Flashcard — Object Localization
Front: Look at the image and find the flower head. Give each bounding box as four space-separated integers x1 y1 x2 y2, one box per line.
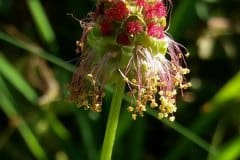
144 1 167 19
147 22 164 39
154 1 167 18
126 20 143 35
124 41 191 120
136 0 148 8
69 0 191 121
104 1 129 21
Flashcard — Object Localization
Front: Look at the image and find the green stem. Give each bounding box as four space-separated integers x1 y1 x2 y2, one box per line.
100 81 125 160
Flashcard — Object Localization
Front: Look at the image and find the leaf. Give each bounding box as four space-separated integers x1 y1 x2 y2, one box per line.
216 136 240 160
0 30 75 72
26 0 58 52
0 77 48 160
0 53 38 103
165 72 240 159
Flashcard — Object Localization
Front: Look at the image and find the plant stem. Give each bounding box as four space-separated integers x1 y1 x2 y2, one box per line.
100 81 125 160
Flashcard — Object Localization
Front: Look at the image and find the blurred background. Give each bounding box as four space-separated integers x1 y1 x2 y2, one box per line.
0 0 240 159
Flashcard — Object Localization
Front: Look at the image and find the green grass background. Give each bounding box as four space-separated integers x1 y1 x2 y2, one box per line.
0 0 240 159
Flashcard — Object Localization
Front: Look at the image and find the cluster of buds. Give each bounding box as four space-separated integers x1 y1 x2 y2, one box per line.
69 0 191 121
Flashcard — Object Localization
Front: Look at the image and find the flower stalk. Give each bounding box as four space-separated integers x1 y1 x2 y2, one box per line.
69 0 191 121
69 0 191 158
100 80 125 160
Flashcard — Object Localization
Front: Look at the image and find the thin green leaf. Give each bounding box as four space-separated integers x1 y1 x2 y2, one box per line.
0 30 75 72
207 119 226 160
129 119 146 160
0 77 48 160
26 0 58 52
208 72 240 110
46 111 82 160
0 53 38 103
165 72 240 159
147 109 217 156
75 109 98 160
116 110 133 142
216 136 240 160
169 0 198 39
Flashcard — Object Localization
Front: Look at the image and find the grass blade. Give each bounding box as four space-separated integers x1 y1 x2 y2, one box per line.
129 119 146 160
165 72 240 159
0 30 75 72
147 109 217 156
26 0 58 52
46 111 82 160
0 53 38 103
0 77 48 160
75 109 98 160
169 0 198 39
216 136 240 160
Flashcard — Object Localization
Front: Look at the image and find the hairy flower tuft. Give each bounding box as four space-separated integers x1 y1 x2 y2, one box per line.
69 0 190 121
119 42 191 120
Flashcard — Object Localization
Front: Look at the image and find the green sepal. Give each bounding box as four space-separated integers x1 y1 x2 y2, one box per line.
105 45 134 85
136 33 168 55
87 26 116 56
148 36 168 54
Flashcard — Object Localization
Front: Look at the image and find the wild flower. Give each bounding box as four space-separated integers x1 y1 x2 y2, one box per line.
69 0 191 121
126 20 143 35
147 22 164 39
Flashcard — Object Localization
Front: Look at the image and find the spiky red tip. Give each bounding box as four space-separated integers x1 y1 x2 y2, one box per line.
144 1 167 19
126 20 143 35
104 1 129 22
147 22 164 39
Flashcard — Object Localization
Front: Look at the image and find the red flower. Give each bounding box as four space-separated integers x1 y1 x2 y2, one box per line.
116 32 131 45
147 22 164 39
153 2 167 18
126 20 143 35
104 1 129 21
100 20 113 35
144 1 167 19
136 0 146 7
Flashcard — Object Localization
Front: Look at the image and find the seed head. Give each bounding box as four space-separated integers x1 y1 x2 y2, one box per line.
69 0 191 121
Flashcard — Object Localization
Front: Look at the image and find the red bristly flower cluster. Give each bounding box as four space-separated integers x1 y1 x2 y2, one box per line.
70 0 191 121
147 22 164 39
98 0 167 45
126 20 143 35
144 1 167 19
105 1 129 21
136 0 167 39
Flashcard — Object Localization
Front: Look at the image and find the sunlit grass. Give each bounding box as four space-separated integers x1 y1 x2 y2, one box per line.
0 0 240 159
